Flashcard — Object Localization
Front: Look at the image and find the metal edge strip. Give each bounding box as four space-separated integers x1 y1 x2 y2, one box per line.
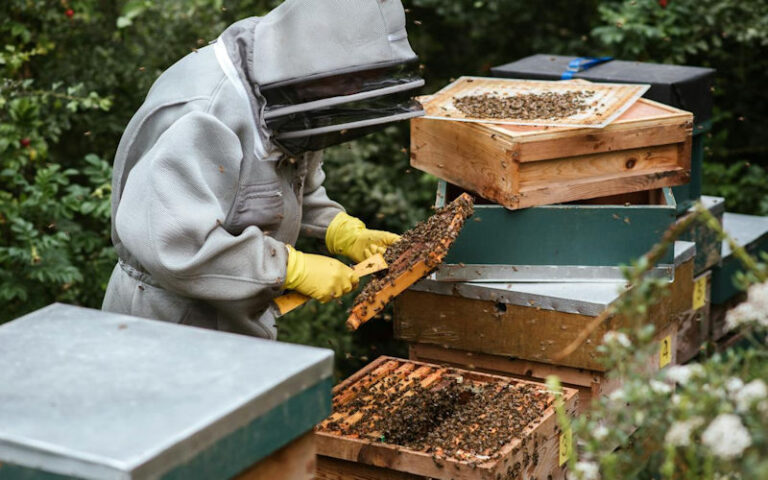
432 264 675 283
409 279 618 316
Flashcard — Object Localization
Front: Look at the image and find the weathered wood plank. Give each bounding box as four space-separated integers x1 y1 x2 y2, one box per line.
676 271 712 364
410 119 520 208
410 320 678 416
235 433 315 480
317 456 423 480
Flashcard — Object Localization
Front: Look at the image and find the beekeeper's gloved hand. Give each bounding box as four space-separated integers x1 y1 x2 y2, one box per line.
325 212 401 263
283 245 359 303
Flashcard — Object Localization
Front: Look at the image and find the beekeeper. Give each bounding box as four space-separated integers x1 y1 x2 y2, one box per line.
102 0 424 339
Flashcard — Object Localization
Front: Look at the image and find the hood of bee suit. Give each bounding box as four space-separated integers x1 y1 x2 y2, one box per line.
217 0 425 156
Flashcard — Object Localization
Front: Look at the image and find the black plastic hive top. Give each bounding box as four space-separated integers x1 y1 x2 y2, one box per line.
492 54 715 124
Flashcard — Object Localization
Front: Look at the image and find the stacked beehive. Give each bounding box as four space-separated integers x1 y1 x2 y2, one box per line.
394 73 699 416
317 59 768 480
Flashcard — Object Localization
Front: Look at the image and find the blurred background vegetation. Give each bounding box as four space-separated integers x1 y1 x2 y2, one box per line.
2 0 767 378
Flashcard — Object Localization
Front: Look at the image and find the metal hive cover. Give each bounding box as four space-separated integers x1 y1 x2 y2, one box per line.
721 212 768 258
412 241 696 317
0 304 333 480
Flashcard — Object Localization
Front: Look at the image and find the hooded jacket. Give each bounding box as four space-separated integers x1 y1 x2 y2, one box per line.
102 0 419 338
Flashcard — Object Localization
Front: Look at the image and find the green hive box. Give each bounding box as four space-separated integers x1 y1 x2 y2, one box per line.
435 181 677 283
0 304 333 480
491 55 715 214
711 213 768 305
679 195 725 275
671 120 710 214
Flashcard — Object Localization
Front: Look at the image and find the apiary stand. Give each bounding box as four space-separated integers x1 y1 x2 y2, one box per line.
0 304 333 480
315 357 578 480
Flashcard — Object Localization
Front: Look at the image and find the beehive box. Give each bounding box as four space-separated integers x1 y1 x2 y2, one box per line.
411 96 692 210
709 212 768 341
710 212 768 305
435 182 677 282
491 55 715 213
492 56 714 212
396 242 695 373
679 195 725 275
315 356 578 480
0 304 333 480
677 271 712 364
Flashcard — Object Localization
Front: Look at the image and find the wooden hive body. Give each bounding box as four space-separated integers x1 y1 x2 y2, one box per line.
395 242 696 373
411 98 693 209
315 356 578 480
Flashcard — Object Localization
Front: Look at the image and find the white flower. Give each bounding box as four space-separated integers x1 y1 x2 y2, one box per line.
734 380 767 412
593 425 609 440
650 379 672 394
574 461 600 480
665 417 704 447
701 414 752 460
608 389 626 405
665 364 704 384
603 331 632 348
726 281 768 330
725 377 745 394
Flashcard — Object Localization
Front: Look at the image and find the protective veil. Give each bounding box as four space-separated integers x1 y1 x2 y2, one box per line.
102 0 422 338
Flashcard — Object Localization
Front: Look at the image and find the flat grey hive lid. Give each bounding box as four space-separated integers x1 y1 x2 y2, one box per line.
721 212 768 258
0 304 333 480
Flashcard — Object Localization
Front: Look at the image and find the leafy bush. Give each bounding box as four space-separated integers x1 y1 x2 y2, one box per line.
592 0 768 211
0 2 115 321
557 208 768 479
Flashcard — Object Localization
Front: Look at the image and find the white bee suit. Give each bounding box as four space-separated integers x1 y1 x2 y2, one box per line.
102 0 422 338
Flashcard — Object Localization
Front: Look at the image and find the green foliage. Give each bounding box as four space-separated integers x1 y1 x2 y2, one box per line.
0 1 115 321
560 208 768 479
592 0 768 205
703 161 768 216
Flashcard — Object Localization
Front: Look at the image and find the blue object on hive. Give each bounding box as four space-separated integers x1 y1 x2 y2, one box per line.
560 56 614 79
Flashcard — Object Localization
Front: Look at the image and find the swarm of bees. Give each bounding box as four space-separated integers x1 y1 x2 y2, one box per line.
320 362 551 463
453 90 596 121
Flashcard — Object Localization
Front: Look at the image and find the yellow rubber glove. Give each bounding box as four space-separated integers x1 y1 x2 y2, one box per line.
283 245 359 303
325 212 401 263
